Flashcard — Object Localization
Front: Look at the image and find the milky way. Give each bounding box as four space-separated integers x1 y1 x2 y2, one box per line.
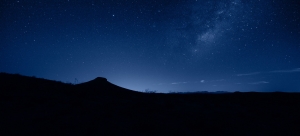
165 0 250 60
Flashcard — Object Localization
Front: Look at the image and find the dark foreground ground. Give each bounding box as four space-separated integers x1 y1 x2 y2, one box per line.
1 73 299 135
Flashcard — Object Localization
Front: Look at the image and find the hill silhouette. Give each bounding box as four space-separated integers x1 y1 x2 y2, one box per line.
1 72 300 135
76 77 141 95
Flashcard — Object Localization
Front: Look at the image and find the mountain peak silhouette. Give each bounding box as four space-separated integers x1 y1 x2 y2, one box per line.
91 77 108 83
77 77 109 87
76 77 139 94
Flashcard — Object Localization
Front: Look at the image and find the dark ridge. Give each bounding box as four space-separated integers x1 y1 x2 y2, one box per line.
0 72 65 85
76 77 141 95
77 77 109 87
1 72 300 135
86 77 108 83
0 72 72 93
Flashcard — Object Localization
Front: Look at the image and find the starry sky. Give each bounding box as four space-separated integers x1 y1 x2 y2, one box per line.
1 0 300 92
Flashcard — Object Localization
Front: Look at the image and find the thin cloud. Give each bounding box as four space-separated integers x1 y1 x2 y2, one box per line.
270 68 300 73
170 80 207 85
248 81 269 85
237 72 261 76
171 79 224 85
193 80 205 83
237 68 300 77
171 82 187 85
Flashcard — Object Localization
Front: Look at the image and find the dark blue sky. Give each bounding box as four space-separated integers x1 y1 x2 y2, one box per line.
1 0 300 92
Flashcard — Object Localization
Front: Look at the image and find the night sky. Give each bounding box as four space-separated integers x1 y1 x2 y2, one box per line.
1 0 300 92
